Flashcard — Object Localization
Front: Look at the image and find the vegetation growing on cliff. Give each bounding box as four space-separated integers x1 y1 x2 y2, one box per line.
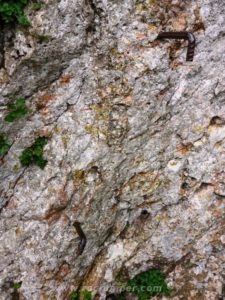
19 137 48 169
1 96 48 169
0 134 10 155
69 289 92 300
0 0 29 25
115 268 170 300
13 282 22 290
5 98 29 122
126 269 170 299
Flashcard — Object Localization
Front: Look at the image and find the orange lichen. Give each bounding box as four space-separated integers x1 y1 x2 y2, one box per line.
176 143 193 156
157 85 171 99
45 211 62 225
122 95 133 106
136 32 146 40
55 263 70 282
59 74 71 86
37 94 55 109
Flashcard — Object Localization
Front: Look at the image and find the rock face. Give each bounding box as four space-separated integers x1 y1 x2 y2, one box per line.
1 0 225 299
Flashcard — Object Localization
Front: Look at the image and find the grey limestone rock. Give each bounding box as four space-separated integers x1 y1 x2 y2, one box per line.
0 0 225 299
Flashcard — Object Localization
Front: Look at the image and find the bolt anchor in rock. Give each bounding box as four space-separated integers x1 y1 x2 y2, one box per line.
73 221 87 256
157 31 196 61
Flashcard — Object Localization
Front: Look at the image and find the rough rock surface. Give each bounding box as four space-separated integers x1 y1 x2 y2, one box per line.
1 0 225 299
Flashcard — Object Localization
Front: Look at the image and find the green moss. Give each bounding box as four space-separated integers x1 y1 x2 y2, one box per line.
5 98 29 123
68 291 78 300
68 290 92 300
0 134 10 155
81 290 92 300
126 269 170 300
19 137 48 169
0 0 29 25
13 282 22 289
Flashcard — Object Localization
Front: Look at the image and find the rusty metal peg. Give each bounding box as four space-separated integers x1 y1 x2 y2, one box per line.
157 31 196 62
73 221 87 256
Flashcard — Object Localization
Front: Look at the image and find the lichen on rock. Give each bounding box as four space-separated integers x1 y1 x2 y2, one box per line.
1 0 225 299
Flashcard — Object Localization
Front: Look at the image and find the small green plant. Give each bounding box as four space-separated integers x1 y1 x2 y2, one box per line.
19 137 48 169
13 282 22 289
5 98 29 123
68 290 92 300
81 290 92 300
0 0 29 25
0 134 10 155
126 269 170 300
68 291 78 300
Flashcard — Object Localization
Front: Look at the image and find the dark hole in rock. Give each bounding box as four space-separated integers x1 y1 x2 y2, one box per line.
141 209 149 218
